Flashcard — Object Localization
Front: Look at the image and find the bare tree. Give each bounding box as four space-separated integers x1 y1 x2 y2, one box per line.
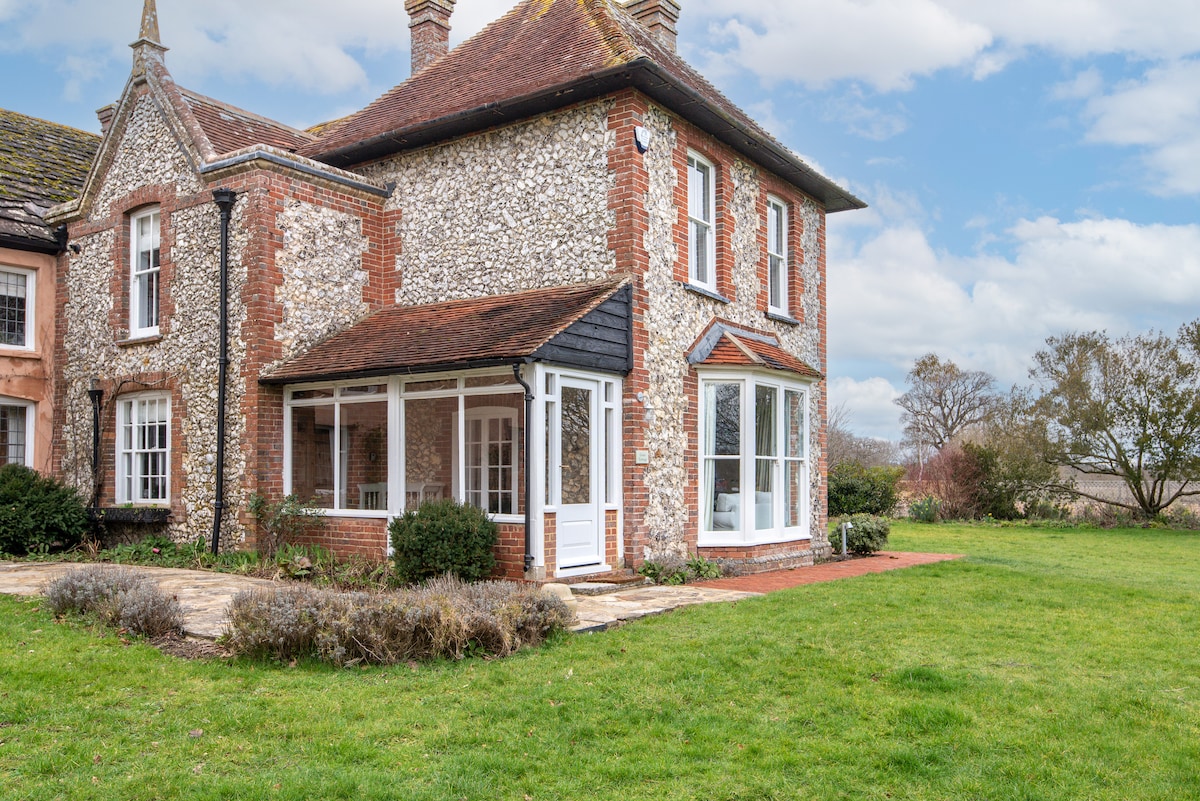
1030 321 1200 517
827 403 899 468
895 353 997 452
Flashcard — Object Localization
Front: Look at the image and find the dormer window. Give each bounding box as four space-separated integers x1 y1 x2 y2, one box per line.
130 207 161 337
767 196 788 315
688 151 716 290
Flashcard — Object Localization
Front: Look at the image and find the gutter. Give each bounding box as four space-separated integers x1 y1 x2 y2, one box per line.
511 361 536 575
210 188 237 554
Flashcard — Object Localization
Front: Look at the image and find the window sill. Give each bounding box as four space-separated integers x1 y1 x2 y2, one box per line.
767 311 800 326
0 347 43 360
680 282 730 304
698 531 812 549
117 334 163 348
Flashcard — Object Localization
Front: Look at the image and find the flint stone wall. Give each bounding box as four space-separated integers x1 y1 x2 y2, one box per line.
636 106 828 561
361 101 618 306
60 94 251 547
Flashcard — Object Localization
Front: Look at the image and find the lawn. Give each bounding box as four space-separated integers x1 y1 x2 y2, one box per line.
2 522 1199 800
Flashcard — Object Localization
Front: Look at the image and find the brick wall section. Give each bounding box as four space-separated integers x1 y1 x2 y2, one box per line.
698 540 816 573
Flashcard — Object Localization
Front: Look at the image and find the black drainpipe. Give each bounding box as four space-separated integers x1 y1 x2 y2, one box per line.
211 188 237 554
512 361 535 574
86 384 104 509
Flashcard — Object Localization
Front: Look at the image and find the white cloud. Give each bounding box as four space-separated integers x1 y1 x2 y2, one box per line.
828 376 903 441
1075 59 1200 195
824 92 910 141
827 202 1200 438
693 0 991 92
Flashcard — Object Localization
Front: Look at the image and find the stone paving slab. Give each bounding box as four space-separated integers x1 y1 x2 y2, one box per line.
569 584 761 632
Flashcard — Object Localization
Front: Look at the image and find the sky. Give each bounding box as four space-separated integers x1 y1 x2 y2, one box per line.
3 0 1199 442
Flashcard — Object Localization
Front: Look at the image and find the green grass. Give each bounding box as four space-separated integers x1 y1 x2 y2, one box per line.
3 522 1200 799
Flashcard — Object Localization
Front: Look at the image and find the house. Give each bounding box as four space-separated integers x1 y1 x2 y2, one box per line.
47 0 864 579
0 109 98 477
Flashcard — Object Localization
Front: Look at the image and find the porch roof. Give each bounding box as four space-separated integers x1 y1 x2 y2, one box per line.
261 277 632 385
689 322 823 380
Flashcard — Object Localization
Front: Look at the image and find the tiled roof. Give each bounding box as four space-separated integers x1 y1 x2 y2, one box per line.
179 89 315 156
301 0 862 211
263 278 628 384
0 108 99 249
691 322 822 379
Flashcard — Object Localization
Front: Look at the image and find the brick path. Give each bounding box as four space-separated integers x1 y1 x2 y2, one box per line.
692 551 964 593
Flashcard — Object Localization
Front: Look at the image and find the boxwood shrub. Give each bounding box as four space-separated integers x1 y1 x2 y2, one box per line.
389 499 497 584
832 513 891 555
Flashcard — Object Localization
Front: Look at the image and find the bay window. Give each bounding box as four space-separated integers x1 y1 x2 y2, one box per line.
700 374 810 544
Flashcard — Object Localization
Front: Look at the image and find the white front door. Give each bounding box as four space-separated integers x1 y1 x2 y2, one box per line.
556 376 602 569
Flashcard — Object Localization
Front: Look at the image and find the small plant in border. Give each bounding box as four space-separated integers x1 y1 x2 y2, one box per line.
247 493 325 557
389 498 497 584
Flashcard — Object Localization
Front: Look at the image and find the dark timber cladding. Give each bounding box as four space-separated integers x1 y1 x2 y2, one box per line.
533 283 632 374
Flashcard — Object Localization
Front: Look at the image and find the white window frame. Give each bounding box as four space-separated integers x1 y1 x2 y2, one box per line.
117 393 170 504
130 207 161 338
766 196 788 315
283 382 390 516
453 406 519 516
687 151 716 291
698 371 811 546
0 267 34 350
0 398 34 467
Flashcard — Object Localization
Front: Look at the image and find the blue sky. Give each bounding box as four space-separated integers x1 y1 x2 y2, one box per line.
3 0 1199 441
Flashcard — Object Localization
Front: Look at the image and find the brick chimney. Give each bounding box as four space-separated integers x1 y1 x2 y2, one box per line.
96 103 117 136
625 0 681 52
405 0 456 74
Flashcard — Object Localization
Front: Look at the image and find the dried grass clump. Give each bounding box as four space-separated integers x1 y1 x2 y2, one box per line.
224 576 574 666
43 565 184 638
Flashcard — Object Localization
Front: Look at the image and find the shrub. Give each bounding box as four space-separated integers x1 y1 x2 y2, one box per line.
43 565 183 637
908 495 941 523
832 514 890 554
828 462 903 517
390 499 497 584
638 553 721 585
0 463 88 555
223 576 573 666
247 493 325 557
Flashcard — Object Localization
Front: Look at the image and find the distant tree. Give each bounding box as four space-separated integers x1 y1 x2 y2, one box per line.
827 403 899 469
895 354 997 453
1030 321 1200 517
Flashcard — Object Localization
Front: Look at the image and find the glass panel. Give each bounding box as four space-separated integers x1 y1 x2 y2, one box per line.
465 374 518 388
707 457 741 531
290 405 334 508
704 382 740 456
290 388 334 401
560 385 591 505
604 406 614 504
786 461 805 528
691 220 710 284
404 396 453 511
769 254 783 309
756 386 776 457
785 389 805 458
755 458 774 530
0 272 27 347
339 400 387 510
0 404 25 465
341 384 386 396
465 394 523 515
405 378 457 393
545 398 555 504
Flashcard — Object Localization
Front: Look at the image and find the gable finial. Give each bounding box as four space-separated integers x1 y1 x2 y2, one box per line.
131 0 168 75
139 0 161 43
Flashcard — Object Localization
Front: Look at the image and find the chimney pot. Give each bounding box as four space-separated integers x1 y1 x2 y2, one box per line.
405 0 456 75
625 0 681 52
